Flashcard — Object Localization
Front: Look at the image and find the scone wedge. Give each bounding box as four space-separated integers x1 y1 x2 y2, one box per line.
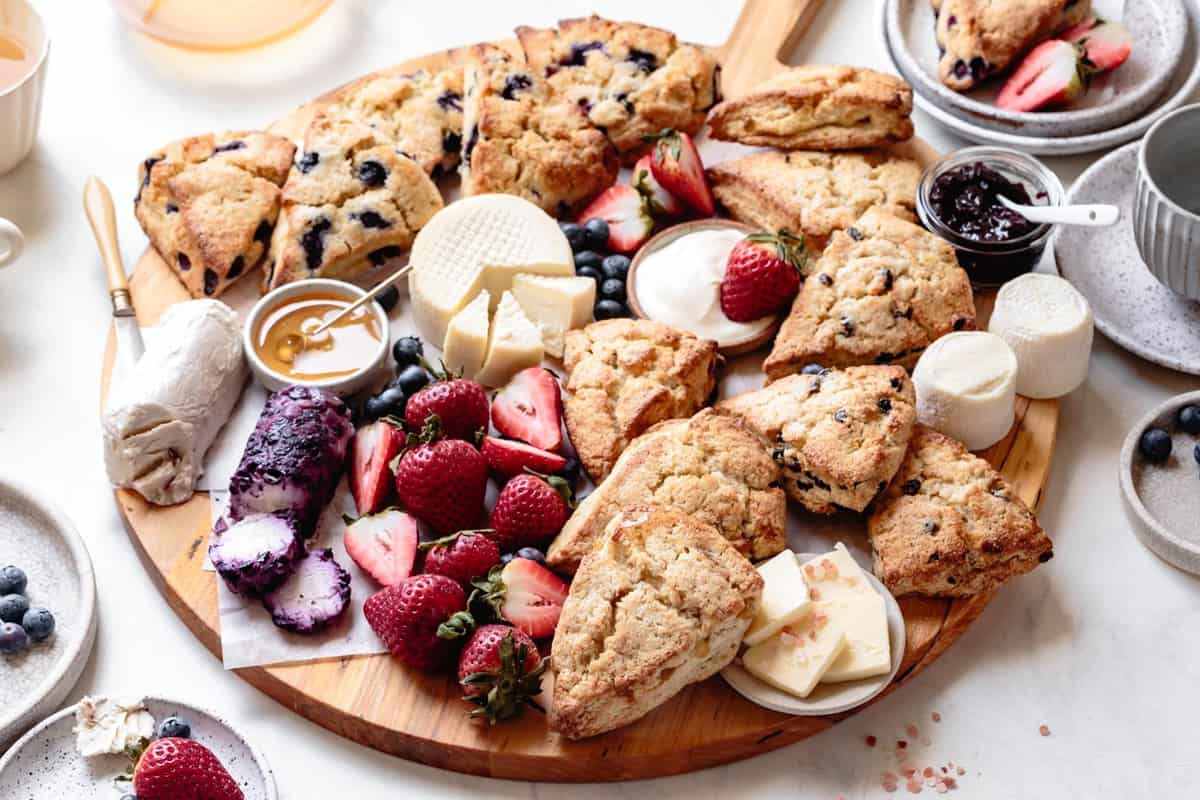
717 366 916 514
707 65 914 151
868 425 1054 597
550 507 762 739
546 410 787 575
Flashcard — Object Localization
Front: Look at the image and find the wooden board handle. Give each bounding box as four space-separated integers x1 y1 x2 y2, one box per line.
718 0 825 99
83 176 135 315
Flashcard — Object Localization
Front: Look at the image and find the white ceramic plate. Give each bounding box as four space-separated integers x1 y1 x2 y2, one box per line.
0 696 278 799
721 552 906 717
1053 142 1200 375
0 476 97 748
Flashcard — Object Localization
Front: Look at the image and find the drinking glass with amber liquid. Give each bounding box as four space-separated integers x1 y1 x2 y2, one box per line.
111 0 332 50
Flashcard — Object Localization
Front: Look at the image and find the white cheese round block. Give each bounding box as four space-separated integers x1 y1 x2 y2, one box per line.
913 331 1018 451
988 273 1094 399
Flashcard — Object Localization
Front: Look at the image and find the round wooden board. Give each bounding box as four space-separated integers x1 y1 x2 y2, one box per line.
99 0 1059 782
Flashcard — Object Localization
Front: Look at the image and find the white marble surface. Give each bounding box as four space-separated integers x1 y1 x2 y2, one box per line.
1 0 1197 797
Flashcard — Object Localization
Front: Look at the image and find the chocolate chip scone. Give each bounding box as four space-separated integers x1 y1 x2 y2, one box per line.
717 366 916 514
707 65 914 151
135 131 295 298
867 425 1053 596
562 318 719 483
934 0 1092 91
550 507 761 740
707 150 921 250
546 410 787 575
265 111 443 291
459 43 619 216
763 208 976 379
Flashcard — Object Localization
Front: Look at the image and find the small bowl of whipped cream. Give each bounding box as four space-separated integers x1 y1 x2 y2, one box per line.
627 219 781 355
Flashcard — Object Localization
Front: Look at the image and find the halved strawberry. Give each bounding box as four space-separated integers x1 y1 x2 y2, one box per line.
349 420 406 515
576 184 653 254
996 40 1090 112
1061 17 1132 73
632 154 684 217
481 436 567 481
644 128 714 217
491 367 563 452
472 558 569 639
343 509 419 587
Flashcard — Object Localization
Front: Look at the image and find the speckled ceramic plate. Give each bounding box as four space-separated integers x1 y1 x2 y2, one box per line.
0 476 97 748
887 0 1186 137
0 696 278 799
720 553 906 717
1054 142 1200 375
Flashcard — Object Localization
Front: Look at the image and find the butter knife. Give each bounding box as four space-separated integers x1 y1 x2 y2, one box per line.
84 176 144 366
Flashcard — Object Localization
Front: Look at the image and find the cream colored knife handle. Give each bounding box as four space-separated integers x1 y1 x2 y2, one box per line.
83 176 136 317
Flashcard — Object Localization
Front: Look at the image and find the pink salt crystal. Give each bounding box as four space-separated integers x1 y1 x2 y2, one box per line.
956 767 965 776
923 767 934 778
906 777 923 793
866 735 878 747
906 724 920 738
934 783 948 794
931 711 942 722
1039 725 1051 737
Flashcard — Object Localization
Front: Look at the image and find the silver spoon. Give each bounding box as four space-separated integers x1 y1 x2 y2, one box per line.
998 195 1119 227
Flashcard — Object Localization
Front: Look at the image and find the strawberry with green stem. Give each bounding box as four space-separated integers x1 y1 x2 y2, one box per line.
458 624 548 723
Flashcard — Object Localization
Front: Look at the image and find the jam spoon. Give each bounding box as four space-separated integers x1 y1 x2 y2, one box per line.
997 195 1119 227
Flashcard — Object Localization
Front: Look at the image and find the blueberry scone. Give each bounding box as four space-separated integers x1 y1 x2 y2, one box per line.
933 0 1092 91
550 507 762 739
546 411 787 575
517 15 721 163
717 365 916 514
763 208 976 379
707 66 914 151
867 425 1053 596
265 111 443 291
135 131 295 298
707 150 921 250
561 318 719 483
459 43 619 216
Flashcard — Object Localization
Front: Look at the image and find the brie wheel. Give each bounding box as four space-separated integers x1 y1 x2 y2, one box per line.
912 331 1017 451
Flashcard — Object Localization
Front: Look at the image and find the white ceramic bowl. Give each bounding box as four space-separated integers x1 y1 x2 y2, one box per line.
243 278 389 396
0 0 49 175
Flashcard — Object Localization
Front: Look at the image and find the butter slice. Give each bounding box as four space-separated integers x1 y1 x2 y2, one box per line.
511 273 595 358
744 550 811 646
474 291 544 388
743 611 846 699
801 544 891 685
442 290 490 378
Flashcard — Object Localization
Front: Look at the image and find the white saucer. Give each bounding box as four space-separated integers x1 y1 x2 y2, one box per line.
0 476 97 748
1054 142 1200 376
0 696 278 799
721 553 906 717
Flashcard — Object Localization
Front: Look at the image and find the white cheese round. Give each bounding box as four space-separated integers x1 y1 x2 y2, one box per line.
988 273 1094 399
913 331 1018 451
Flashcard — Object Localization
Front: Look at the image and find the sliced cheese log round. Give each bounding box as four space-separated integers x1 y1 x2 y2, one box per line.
988 273 1094 399
912 331 1017 451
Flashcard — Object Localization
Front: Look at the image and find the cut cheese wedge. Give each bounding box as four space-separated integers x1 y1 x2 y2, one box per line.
442 290 490 379
744 550 811 647
912 331 1018 451
743 610 846 699
800 545 892 685
474 291 544 387
511 273 595 358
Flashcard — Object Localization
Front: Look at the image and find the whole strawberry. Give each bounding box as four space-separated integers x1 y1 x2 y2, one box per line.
405 377 489 442
719 231 807 322
363 574 472 670
458 624 546 722
394 435 488 535
133 737 244 800
489 472 574 551
421 530 501 589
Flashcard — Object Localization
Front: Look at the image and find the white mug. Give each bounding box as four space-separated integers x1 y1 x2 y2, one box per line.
0 218 23 266
0 0 49 176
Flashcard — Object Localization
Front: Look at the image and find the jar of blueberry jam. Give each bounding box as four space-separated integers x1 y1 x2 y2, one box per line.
917 146 1065 288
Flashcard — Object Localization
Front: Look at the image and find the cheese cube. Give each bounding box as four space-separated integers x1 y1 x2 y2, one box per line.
801 544 892 685
511 273 595 358
474 291 544 388
442 290 490 379
743 610 846 699
744 551 811 646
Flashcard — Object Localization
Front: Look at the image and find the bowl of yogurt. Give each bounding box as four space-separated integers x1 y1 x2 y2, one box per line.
628 220 781 355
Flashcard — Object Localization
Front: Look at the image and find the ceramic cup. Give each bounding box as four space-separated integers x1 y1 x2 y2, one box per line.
0 217 21 266
0 0 48 177
1134 103 1200 300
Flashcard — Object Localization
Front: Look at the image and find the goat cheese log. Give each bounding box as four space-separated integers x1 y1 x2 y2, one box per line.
102 300 247 505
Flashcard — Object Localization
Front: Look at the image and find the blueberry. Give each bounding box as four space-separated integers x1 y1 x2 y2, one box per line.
515 547 546 565
296 151 319 173
576 265 603 284
499 552 516 565
582 218 609 251
574 250 602 271
1194 443 1200 466
1139 427 1172 463
21 608 53 642
374 285 400 313
363 393 392 422
369 246 404 267
560 222 586 252
213 140 245 153
0 566 26 596
394 364 431 395
557 457 581 483
355 211 391 229
157 716 192 739
254 220 272 244
594 299 627 320
301 217 332 271
501 73 532 100
600 254 630 280
436 90 462 112
801 363 825 375
1177 405 1200 434
203 269 219 296
227 256 245 281
626 48 658 73
375 385 409 419
0 594 28 624
392 336 424 368
0 622 28 655
599 278 626 303
357 160 387 187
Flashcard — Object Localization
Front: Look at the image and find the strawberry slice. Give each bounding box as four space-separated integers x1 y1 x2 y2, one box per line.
473 558 569 639
996 40 1090 112
644 128 714 217
632 154 684 217
481 436 568 481
491 367 564 452
349 420 406 515
343 509 419 587
576 184 653 254
1061 17 1132 73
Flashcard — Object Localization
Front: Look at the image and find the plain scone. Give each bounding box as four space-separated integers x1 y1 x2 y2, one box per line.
549 508 763 740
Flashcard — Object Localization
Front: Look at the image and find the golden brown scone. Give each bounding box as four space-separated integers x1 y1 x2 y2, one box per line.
562 319 719 483
707 150 921 250
763 208 976 379
707 65 913 151
717 366 916 514
546 410 787 575
867 425 1053 596
550 507 762 739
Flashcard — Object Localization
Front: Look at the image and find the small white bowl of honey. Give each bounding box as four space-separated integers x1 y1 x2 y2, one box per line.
244 278 390 396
